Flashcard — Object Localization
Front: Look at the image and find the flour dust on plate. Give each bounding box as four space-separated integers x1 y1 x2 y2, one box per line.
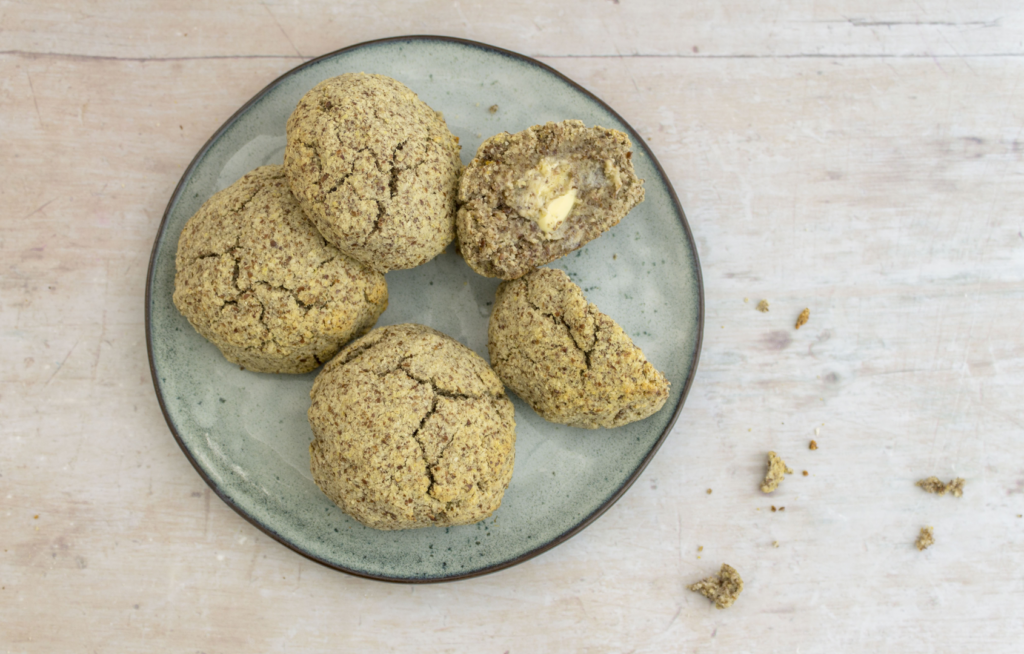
145 36 703 582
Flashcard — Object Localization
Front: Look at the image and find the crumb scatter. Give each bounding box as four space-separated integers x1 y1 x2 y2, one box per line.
756 299 769 312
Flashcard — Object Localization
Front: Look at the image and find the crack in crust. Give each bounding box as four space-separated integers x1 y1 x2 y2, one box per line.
528 295 599 374
284 73 461 273
409 394 441 492
488 267 670 429
308 324 516 531
397 365 500 505
172 165 387 374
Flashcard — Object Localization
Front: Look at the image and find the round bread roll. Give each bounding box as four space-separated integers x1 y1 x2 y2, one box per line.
308 324 516 530
457 120 644 280
284 73 462 273
172 165 388 374
488 268 669 428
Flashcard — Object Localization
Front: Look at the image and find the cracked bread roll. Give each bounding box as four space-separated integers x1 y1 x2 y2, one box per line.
172 165 388 374
457 120 644 280
284 73 462 273
308 324 516 530
488 268 669 428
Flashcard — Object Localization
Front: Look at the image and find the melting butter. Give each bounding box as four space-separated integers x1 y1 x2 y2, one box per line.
536 188 578 235
514 158 578 239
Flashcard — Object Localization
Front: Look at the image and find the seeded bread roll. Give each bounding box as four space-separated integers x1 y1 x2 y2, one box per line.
308 324 516 530
284 73 461 273
172 165 388 374
457 120 644 280
488 268 669 428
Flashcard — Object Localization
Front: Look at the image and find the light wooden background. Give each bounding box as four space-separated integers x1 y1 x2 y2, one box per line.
2 1 1023 651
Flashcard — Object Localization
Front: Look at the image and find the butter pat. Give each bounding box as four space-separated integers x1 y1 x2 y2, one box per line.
536 188 578 235
512 157 578 239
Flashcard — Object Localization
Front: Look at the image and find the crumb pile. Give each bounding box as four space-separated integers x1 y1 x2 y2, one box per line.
795 307 810 329
760 451 793 493
916 526 935 551
689 564 744 609
916 476 965 498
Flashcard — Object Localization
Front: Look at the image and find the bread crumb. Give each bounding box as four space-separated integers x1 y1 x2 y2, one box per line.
688 564 743 609
706 488 712 495
809 440 818 450
489 104 498 113
795 308 810 329
698 546 703 552
779 506 785 511
916 476 945 494
744 297 749 303
760 451 793 493
756 299 769 312
771 505 776 512
946 477 965 497
773 541 779 548
802 470 809 476
916 476 966 497
916 526 935 551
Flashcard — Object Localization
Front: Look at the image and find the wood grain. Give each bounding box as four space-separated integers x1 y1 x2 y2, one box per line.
1 1 1022 651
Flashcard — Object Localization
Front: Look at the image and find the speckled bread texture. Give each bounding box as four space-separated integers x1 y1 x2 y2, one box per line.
457 120 644 280
172 165 388 374
488 268 669 428
308 324 516 530
284 73 462 273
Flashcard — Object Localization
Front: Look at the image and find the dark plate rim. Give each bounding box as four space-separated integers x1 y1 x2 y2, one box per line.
145 34 704 584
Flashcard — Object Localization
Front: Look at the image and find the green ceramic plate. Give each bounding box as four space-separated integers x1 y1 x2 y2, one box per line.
146 36 703 582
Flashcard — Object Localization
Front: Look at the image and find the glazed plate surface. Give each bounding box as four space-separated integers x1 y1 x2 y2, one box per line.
147 36 703 581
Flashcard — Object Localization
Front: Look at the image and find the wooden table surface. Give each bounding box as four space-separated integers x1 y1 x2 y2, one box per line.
2 1 1023 651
